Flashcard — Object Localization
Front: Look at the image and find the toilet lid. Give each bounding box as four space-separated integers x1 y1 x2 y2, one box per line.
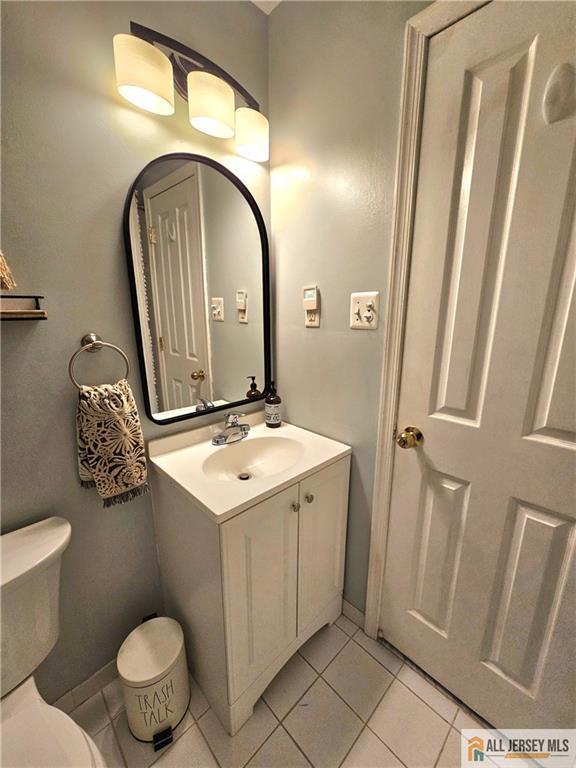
2 698 98 768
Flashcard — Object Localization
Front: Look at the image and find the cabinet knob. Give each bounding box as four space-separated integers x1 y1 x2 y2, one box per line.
304 494 314 504
291 502 301 512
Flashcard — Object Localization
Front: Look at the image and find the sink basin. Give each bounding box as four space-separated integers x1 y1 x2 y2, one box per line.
202 436 304 481
149 421 351 522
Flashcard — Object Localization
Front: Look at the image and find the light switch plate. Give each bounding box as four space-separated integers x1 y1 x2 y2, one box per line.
211 297 224 322
350 291 380 329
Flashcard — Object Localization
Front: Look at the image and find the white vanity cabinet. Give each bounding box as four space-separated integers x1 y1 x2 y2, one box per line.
149 422 351 735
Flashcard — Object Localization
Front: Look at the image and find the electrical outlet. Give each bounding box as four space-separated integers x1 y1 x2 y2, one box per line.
350 291 380 329
211 297 224 321
305 309 320 328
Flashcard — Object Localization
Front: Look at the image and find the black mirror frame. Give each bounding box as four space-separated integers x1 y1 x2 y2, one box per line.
123 152 272 425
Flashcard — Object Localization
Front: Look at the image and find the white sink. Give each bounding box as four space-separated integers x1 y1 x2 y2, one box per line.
148 420 351 523
202 436 304 481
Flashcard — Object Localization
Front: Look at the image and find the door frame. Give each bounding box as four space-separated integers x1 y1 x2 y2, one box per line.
364 0 491 639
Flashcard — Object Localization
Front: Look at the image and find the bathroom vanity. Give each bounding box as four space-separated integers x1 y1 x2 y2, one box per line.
148 418 351 734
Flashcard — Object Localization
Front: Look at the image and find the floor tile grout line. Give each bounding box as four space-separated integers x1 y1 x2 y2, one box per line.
276 666 321 724
319 663 391 727
288 629 397 731
109 710 131 768
433 720 455 768
297 623 351 675
312 631 407 729
377 636 492 729
195 711 226 768
281 723 315 768
392 675 458 725
98 689 128 768
236 716 280 768
365 723 410 768
350 634 404 677
336 725 368 768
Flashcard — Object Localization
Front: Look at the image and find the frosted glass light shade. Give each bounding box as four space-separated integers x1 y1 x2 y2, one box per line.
234 108 269 163
113 34 174 115
187 72 235 138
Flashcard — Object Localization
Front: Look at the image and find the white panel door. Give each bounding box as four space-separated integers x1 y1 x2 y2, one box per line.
221 486 299 702
146 169 211 411
382 2 576 728
298 458 350 633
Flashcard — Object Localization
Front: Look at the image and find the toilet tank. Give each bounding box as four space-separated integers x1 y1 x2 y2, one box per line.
1 517 72 697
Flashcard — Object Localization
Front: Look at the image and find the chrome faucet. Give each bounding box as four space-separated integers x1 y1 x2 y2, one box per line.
212 413 250 446
196 396 215 412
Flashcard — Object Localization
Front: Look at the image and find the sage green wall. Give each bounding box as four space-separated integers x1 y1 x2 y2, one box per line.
1 0 268 703
269 1 427 612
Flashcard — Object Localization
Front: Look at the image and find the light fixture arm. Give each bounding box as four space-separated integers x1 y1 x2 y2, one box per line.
130 22 260 111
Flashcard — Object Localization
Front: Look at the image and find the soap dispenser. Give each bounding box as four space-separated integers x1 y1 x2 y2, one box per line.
246 376 261 399
265 381 282 428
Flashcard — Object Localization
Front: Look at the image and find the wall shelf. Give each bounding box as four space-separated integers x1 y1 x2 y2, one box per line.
0 295 47 320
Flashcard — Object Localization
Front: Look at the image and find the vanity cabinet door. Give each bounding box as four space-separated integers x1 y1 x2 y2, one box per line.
298 458 350 633
221 485 299 702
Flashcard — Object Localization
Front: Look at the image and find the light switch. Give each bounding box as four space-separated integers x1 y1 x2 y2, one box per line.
236 290 248 324
350 291 379 329
211 297 224 322
303 285 320 327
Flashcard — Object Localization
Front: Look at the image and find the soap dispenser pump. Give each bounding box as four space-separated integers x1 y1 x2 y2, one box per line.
246 376 261 399
265 381 282 429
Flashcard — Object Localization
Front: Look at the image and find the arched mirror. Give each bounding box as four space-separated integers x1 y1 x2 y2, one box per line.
124 153 271 423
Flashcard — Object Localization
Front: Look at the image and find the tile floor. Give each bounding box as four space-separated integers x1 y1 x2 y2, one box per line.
69 616 482 768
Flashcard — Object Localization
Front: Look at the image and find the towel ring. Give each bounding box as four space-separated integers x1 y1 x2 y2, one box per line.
69 333 130 389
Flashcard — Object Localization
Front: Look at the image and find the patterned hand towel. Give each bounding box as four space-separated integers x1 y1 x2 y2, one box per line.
77 379 149 507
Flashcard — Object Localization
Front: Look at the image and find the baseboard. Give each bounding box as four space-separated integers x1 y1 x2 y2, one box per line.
342 599 365 629
52 658 117 712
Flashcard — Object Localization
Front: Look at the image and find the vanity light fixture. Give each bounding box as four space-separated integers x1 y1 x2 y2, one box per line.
113 34 175 115
235 108 269 163
187 71 235 139
113 24 269 162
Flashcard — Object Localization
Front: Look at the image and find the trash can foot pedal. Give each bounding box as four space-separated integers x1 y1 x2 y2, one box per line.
153 727 173 751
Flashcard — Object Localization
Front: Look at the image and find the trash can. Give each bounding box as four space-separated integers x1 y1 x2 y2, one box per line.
117 617 190 743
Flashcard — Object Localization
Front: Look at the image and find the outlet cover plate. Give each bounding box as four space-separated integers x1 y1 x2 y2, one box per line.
211 297 224 322
305 309 320 328
350 291 380 329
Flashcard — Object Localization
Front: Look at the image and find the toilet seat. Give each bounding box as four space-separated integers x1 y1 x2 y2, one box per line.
1 678 107 768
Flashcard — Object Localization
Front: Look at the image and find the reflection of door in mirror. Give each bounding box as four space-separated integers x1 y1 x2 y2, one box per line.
143 165 212 411
126 153 269 423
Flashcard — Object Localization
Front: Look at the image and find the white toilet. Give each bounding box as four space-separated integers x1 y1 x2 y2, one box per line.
1 517 107 767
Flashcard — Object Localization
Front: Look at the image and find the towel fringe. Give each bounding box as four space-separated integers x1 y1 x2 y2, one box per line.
102 483 150 508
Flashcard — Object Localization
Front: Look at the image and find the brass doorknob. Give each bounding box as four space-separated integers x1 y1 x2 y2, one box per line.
191 369 206 381
396 426 423 449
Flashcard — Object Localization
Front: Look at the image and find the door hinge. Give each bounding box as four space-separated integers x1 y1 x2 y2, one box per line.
159 336 164 352
148 227 157 245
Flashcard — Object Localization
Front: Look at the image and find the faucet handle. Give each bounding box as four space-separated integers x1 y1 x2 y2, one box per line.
225 412 246 427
